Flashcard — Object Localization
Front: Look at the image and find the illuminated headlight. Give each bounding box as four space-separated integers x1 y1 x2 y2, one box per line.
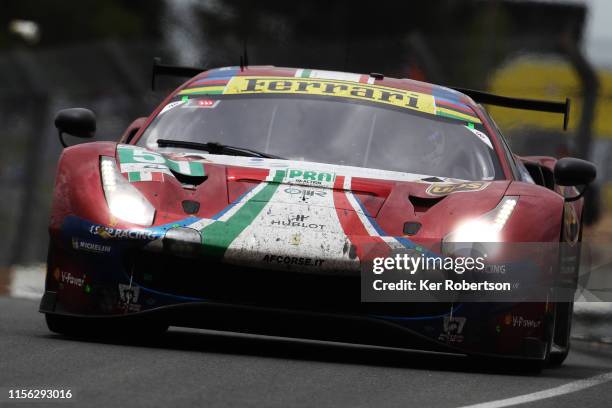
100 157 155 226
444 197 518 244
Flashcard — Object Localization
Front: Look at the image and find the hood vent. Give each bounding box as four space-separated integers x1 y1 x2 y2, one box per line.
170 169 208 188
409 194 445 215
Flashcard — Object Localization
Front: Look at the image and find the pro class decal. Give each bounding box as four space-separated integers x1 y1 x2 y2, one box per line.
426 181 490 196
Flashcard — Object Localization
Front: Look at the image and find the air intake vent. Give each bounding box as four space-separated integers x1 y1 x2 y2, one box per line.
182 200 200 214
170 170 207 188
408 195 445 215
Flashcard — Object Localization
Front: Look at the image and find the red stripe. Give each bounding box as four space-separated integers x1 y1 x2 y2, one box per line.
151 172 164 182
436 100 475 115
359 75 369 84
191 79 229 86
332 176 386 260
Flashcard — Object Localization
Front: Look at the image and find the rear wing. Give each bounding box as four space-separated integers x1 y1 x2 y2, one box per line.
151 57 205 90
451 87 570 130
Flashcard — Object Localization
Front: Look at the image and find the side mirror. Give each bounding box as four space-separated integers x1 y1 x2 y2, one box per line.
55 108 96 147
554 157 597 201
554 157 596 186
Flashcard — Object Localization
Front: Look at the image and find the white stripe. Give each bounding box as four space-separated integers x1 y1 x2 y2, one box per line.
367 77 375 84
295 69 304 77
177 160 191 174
223 172 357 272
139 172 152 181
309 70 362 82
187 179 270 231
457 371 612 408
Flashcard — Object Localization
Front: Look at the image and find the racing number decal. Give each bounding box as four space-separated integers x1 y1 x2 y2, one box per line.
131 149 165 164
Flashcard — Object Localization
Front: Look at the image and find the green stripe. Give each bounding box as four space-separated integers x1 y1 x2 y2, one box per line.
127 172 141 182
437 110 476 122
162 158 206 177
200 170 285 257
118 147 135 163
189 162 205 176
180 89 224 95
300 69 311 78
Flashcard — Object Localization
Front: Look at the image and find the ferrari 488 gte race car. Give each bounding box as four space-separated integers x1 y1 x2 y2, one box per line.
40 60 596 369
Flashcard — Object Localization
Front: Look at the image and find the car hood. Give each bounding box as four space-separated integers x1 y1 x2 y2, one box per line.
115 144 510 272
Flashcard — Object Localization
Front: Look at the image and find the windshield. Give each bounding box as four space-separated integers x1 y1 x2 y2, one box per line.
138 94 502 181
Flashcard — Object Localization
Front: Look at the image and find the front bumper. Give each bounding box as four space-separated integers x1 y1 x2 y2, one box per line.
43 215 552 360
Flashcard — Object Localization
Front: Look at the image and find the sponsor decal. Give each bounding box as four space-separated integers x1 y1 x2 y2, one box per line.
465 125 493 149
118 284 141 312
438 316 466 343
180 74 482 123
290 233 301 246
482 264 507 274
60 271 84 288
505 315 541 329
270 214 325 230
89 225 158 241
426 181 489 196
159 100 185 115
184 98 219 109
262 254 325 267
199 76 440 117
285 169 335 186
71 238 111 254
283 186 327 201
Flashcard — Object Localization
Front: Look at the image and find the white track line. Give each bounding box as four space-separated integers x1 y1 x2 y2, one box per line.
457 371 612 408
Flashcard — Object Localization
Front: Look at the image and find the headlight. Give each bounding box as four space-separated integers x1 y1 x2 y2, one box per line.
100 157 155 225
444 196 518 243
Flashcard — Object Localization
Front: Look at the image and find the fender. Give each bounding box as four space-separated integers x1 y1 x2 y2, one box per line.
49 142 117 234
504 181 564 242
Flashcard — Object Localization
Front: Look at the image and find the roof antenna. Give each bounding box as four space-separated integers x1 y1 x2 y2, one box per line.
240 40 249 71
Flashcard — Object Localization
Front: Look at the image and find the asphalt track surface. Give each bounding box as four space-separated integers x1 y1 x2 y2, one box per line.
1 296 612 408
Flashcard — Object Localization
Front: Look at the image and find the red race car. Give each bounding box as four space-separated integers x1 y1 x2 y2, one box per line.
40 60 595 369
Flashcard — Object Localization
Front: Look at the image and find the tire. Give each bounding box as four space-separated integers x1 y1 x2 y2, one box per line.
45 313 82 335
548 301 573 366
548 209 582 367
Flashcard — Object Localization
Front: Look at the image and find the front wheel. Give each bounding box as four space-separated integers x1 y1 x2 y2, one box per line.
548 301 574 366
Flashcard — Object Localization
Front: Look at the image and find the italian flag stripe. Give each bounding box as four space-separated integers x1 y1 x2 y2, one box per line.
189 162 205 176
167 160 205 176
200 170 285 257
180 85 226 94
127 172 141 182
126 172 163 182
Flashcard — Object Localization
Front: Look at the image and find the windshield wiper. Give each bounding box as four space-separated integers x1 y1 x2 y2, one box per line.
156 139 284 159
